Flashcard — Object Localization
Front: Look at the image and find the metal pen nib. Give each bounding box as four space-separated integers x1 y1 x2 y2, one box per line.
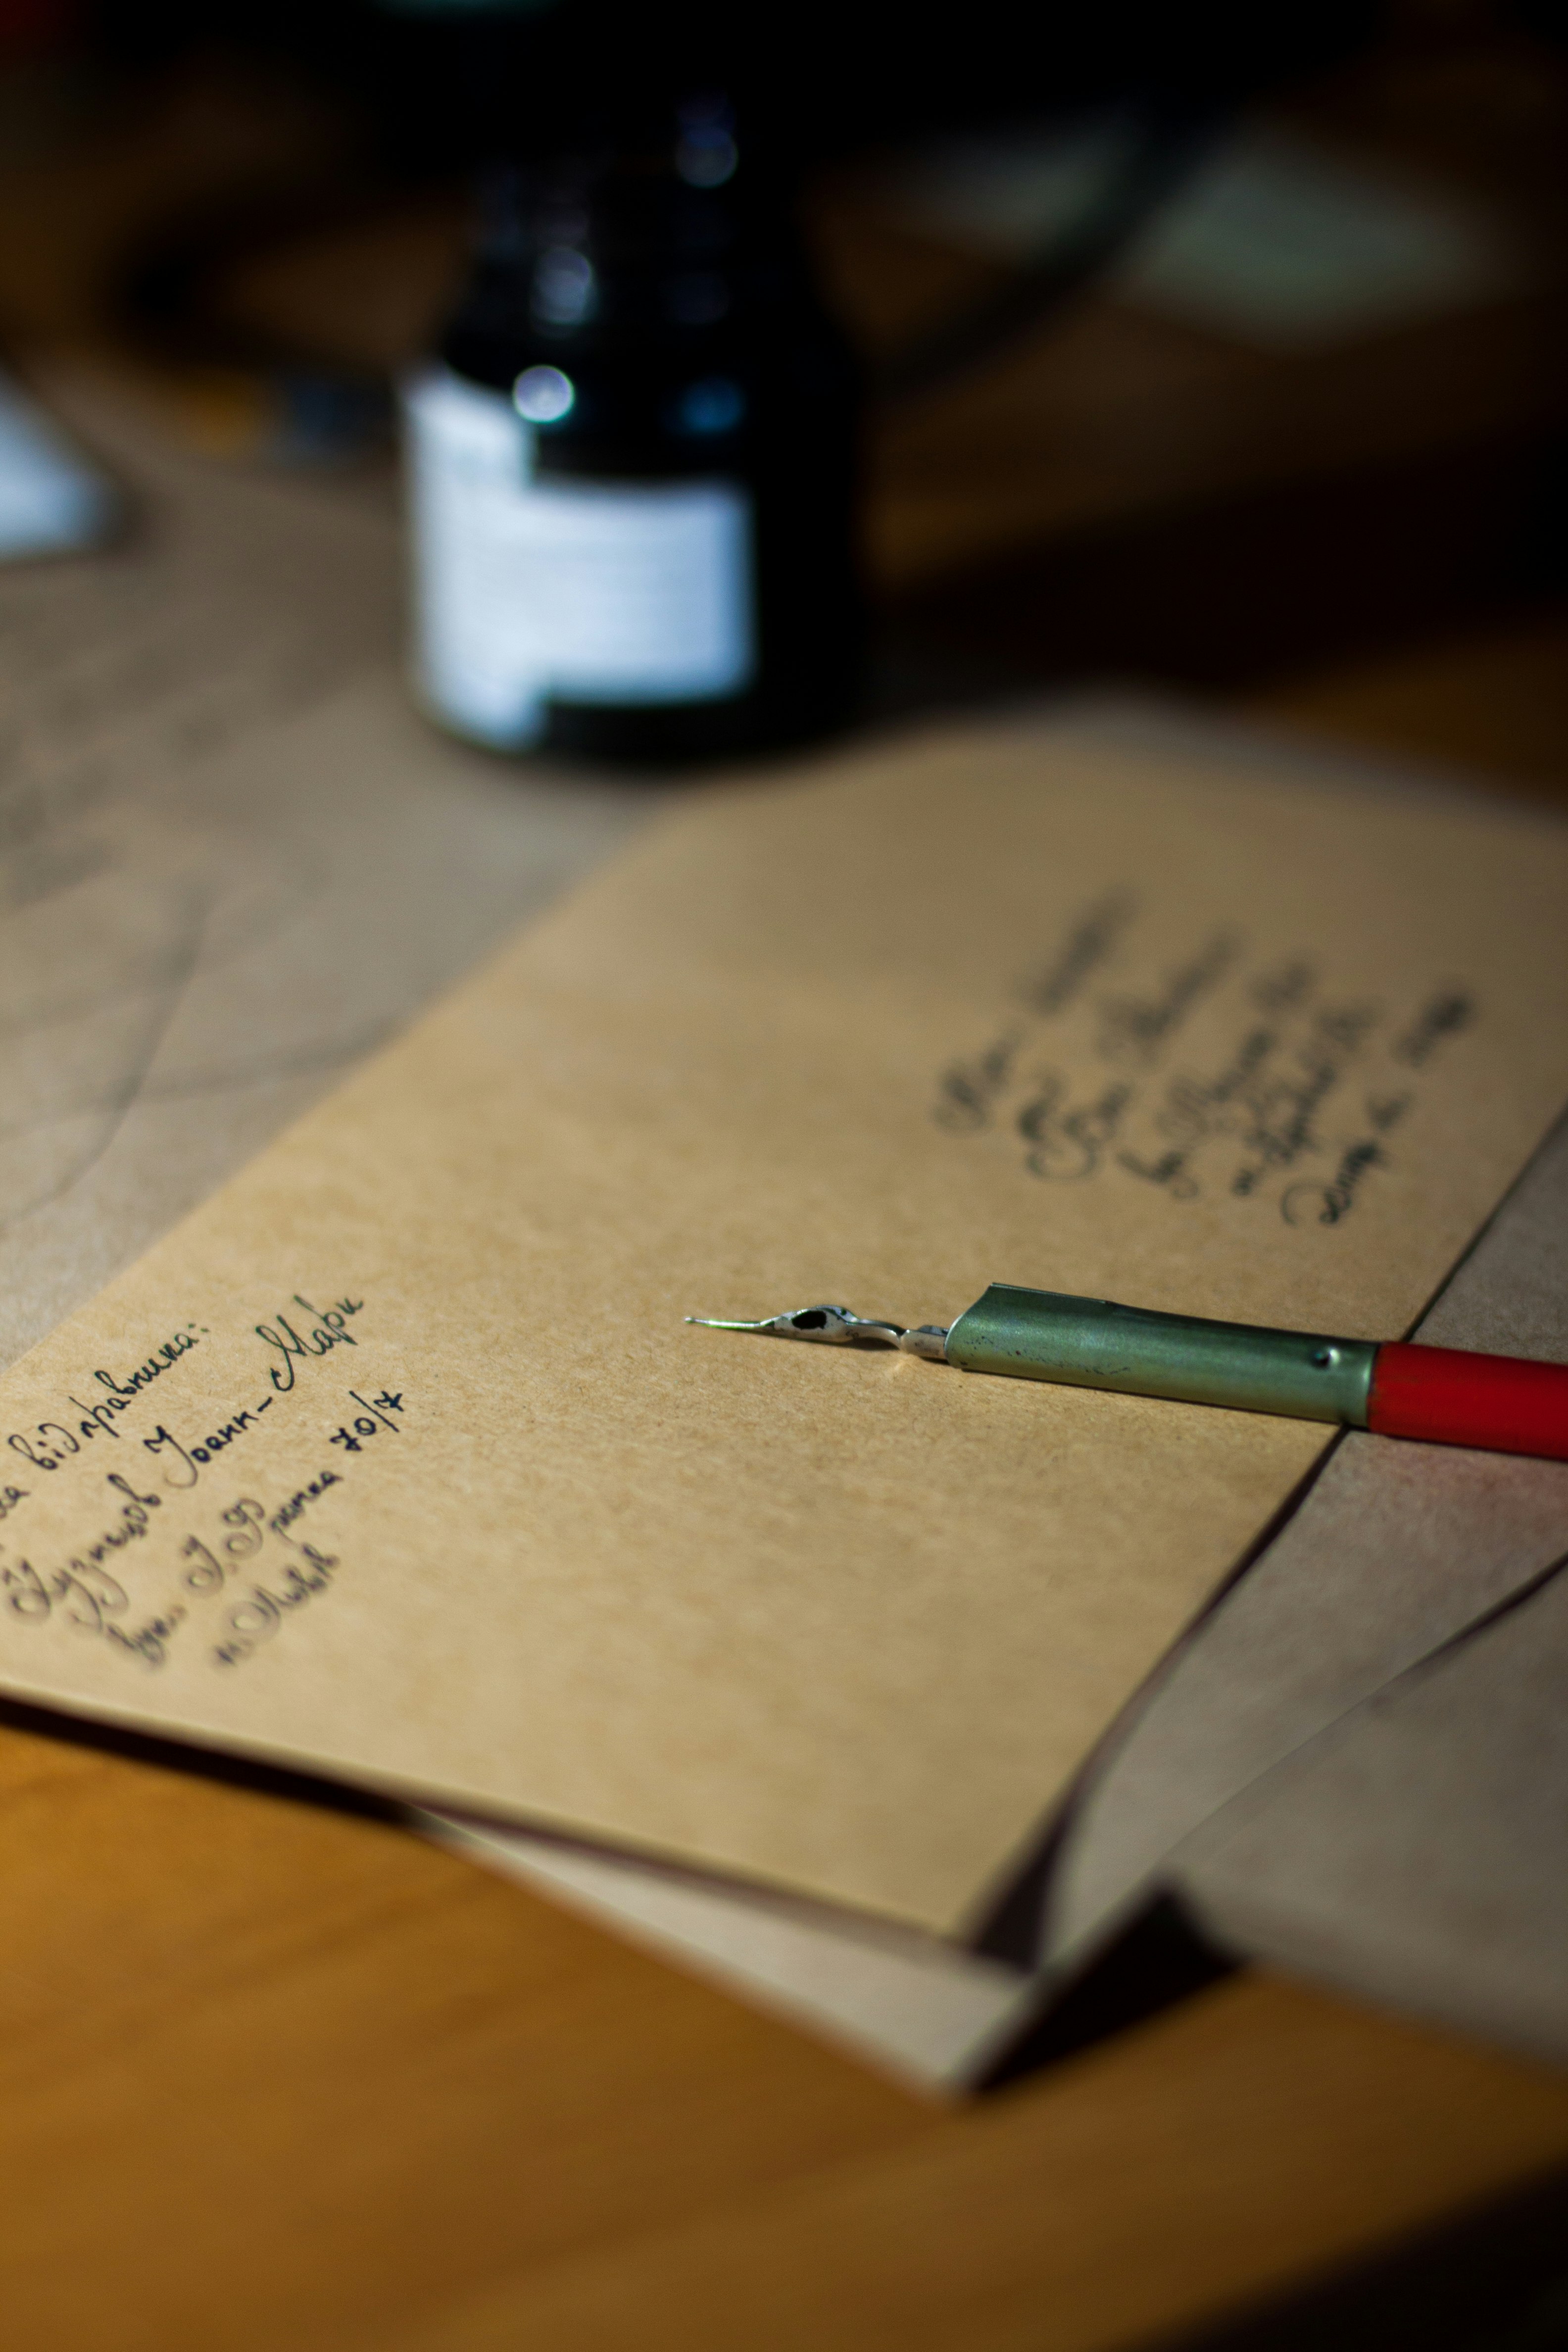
685 1305 951 1361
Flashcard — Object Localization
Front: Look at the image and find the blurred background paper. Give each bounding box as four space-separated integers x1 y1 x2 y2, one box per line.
0 369 656 1368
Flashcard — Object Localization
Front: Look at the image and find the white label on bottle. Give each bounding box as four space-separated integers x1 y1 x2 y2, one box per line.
403 365 755 748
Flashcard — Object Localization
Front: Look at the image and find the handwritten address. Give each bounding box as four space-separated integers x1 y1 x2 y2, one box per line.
933 895 1475 1228
0 1286 397 1673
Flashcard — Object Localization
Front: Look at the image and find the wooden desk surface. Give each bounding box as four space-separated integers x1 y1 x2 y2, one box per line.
4 616 1568 2352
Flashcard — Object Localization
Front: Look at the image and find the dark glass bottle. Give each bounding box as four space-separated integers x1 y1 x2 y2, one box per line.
404 88 863 764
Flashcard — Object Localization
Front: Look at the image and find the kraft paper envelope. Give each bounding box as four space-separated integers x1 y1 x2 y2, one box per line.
2 718 1567 1932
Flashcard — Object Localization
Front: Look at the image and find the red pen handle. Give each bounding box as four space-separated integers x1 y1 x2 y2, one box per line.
1367 1342 1568 1461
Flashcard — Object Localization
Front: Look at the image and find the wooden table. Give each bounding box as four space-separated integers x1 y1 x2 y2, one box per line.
4 613 1568 2352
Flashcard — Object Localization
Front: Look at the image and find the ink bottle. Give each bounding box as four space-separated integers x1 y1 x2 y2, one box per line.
403 90 862 763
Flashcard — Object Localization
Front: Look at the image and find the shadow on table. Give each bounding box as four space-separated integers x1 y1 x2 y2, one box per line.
1163 2158 1568 2352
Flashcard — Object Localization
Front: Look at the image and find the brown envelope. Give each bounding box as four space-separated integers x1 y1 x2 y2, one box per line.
1 715 1566 1932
